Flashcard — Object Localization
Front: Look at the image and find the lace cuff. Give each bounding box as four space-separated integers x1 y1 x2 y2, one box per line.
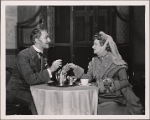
114 81 121 91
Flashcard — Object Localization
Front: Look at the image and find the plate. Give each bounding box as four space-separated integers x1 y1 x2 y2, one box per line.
47 81 77 87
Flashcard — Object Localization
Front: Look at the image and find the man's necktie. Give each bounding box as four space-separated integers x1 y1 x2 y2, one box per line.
38 52 49 70
38 52 44 71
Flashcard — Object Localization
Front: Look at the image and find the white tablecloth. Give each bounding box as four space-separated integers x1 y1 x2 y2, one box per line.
30 84 98 115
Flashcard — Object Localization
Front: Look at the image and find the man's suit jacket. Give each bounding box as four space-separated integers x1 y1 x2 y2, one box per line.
7 46 50 93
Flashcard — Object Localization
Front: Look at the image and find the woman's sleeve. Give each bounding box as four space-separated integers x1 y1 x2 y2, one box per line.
114 68 130 91
84 60 94 81
73 66 84 78
73 59 94 81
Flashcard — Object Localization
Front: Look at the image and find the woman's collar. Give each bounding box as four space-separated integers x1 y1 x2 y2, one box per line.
98 51 108 59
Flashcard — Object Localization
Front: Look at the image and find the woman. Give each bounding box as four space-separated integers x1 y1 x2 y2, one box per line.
68 31 143 115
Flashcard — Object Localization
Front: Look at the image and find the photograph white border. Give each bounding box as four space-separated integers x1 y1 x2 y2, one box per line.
1 0 149 119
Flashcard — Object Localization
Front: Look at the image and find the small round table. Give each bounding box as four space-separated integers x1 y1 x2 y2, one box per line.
30 84 98 115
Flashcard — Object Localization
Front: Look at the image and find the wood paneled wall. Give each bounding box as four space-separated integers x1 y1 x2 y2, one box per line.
6 6 17 68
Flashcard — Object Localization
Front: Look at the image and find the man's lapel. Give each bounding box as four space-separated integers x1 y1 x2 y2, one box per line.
29 46 41 71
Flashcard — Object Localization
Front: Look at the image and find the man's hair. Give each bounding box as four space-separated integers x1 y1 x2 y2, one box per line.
93 33 111 52
30 28 47 44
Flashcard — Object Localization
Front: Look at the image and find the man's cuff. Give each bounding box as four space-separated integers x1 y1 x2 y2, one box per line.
47 68 52 78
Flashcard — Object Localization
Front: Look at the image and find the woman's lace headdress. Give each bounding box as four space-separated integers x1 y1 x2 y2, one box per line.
99 31 127 66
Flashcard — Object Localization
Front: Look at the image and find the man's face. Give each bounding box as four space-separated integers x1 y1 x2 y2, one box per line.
36 30 51 49
92 39 105 55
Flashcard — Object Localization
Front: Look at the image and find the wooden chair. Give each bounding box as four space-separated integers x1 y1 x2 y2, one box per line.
6 67 32 115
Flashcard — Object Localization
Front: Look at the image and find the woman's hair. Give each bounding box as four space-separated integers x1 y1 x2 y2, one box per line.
30 28 47 44
93 33 111 52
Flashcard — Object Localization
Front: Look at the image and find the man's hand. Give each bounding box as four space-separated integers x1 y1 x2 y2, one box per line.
49 59 62 73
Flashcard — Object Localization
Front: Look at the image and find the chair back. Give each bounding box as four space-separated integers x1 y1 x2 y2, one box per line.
6 67 13 85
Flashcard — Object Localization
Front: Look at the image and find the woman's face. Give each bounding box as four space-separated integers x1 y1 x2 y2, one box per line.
92 39 106 55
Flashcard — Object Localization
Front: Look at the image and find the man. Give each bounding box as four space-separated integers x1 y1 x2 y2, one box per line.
6 28 62 115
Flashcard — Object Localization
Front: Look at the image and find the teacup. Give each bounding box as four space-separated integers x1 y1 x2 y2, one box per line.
80 79 89 86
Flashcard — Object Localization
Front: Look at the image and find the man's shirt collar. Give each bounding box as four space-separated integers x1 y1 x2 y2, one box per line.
33 45 43 54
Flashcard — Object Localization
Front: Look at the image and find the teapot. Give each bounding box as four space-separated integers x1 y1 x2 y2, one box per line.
55 69 67 86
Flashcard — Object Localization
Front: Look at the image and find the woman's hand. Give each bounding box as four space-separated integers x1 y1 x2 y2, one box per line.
61 63 70 73
103 78 115 92
68 63 77 69
97 81 106 93
109 82 115 92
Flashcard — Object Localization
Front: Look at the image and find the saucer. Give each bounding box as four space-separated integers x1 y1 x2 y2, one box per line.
47 81 77 87
79 83 92 86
